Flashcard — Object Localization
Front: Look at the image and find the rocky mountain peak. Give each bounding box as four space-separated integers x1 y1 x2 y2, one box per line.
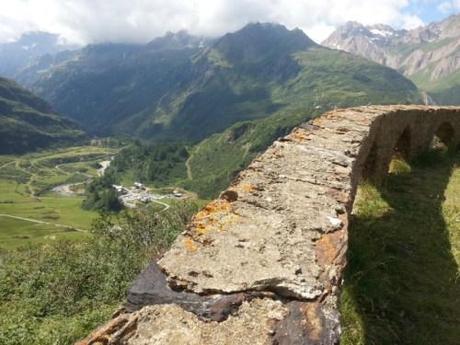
323 21 405 50
147 30 208 50
322 14 460 104
433 13 460 38
213 22 317 64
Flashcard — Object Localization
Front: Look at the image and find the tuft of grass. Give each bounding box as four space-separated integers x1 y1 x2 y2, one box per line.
388 156 411 175
341 151 460 344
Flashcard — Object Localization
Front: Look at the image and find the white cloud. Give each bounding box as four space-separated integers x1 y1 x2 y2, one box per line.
401 14 425 29
0 0 427 44
438 0 460 13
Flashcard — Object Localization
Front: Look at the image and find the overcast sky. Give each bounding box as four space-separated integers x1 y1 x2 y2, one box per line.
0 0 459 45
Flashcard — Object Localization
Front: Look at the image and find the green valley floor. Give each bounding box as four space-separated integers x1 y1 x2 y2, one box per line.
0 146 117 249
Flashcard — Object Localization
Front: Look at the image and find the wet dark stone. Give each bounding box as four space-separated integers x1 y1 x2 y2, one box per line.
272 301 340 345
125 262 253 322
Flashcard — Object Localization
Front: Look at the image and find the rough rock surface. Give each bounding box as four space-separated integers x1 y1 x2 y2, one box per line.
82 299 287 345
322 15 460 82
78 105 460 345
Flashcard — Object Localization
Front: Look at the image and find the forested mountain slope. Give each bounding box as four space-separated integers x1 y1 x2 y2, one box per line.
0 77 85 154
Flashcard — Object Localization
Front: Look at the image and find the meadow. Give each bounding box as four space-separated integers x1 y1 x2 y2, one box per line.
0 145 117 249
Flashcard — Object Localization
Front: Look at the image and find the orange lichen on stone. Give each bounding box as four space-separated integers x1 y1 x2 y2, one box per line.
184 237 198 252
315 215 348 293
190 200 236 236
315 227 347 268
312 115 334 126
288 128 311 142
196 200 232 218
236 182 255 193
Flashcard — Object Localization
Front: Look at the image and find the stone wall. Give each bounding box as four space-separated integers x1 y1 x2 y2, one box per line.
78 105 460 345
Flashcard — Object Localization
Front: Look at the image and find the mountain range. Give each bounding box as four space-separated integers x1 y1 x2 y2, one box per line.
0 22 427 195
323 14 460 104
0 77 84 154
8 23 421 142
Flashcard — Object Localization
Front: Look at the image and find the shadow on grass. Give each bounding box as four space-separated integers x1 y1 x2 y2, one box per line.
341 151 460 345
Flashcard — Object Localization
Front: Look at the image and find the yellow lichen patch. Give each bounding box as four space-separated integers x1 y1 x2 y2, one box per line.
194 200 232 221
313 115 334 126
236 182 255 193
190 200 238 236
184 237 198 252
288 128 311 142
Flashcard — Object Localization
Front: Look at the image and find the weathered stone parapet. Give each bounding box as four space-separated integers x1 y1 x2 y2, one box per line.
78 105 460 345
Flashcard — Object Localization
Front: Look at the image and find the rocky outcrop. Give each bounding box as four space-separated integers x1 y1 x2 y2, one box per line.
78 105 460 345
322 15 460 99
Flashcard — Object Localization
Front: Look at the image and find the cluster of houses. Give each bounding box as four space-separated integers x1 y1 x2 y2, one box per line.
112 182 184 208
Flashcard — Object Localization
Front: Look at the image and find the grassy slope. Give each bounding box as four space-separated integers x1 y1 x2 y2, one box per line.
280 48 420 107
411 65 460 105
182 109 313 198
0 77 85 154
341 151 460 344
0 146 117 249
182 48 421 198
165 46 420 141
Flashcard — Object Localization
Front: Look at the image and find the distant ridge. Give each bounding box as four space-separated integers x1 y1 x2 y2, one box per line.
0 31 77 78
323 14 460 105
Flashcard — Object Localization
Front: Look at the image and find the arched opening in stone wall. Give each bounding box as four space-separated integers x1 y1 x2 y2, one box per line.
393 127 411 160
431 122 455 151
361 142 378 181
388 127 412 174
